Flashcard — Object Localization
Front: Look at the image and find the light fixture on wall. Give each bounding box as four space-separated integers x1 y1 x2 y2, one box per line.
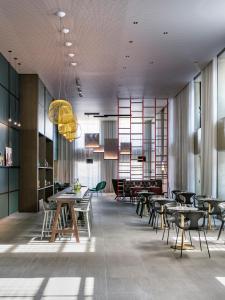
120 142 131 155
104 138 118 160
93 145 104 153
85 133 100 148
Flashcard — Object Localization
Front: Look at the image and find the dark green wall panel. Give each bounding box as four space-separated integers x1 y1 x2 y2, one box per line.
10 95 19 123
0 54 8 89
9 168 19 191
0 53 20 219
9 128 19 166
0 123 8 157
0 85 9 124
9 191 18 214
0 194 9 218
9 65 19 98
0 168 8 194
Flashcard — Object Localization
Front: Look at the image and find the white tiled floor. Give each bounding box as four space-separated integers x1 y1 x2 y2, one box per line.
0 194 225 299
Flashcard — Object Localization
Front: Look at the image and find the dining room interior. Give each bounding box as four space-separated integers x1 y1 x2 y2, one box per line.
1 0 225 299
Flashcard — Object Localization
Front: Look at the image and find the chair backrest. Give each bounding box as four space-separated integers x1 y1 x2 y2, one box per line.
177 192 196 205
174 211 206 230
219 203 225 217
100 181 106 190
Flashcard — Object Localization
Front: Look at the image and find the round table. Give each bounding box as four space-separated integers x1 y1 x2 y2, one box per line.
166 206 198 250
151 197 175 229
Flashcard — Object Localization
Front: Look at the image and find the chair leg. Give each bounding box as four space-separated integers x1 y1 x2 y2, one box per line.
162 226 166 240
41 212 46 240
217 221 224 240
86 211 91 241
188 230 192 246
155 214 159 234
203 230 211 258
174 228 179 251
148 211 153 225
198 230 202 251
140 202 144 218
180 231 184 257
167 226 170 245
136 201 140 215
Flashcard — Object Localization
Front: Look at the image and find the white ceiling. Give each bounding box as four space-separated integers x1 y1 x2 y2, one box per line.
1 0 225 115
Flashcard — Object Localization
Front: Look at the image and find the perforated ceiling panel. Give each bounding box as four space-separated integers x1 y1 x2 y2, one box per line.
1 0 225 114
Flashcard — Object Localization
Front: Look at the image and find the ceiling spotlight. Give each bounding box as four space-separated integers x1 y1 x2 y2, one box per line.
68 53 75 58
8 118 12 122
17 123 21 127
129 40 133 43
76 78 81 86
125 55 130 58
149 61 154 64
163 31 168 35
123 66 126 69
78 92 83 97
14 122 17 126
62 28 70 34
71 62 77 66
56 11 66 18
133 21 138 24
65 41 72 47
77 87 82 92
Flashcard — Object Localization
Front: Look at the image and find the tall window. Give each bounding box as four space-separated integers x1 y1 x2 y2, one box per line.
74 119 100 188
194 74 201 195
217 51 225 198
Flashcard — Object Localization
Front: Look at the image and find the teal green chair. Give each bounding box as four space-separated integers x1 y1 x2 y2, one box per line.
89 181 106 195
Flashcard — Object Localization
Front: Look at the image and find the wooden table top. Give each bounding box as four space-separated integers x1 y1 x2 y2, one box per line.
48 186 88 202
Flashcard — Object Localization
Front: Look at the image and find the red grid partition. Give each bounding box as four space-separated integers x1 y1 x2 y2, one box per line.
117 97 168 193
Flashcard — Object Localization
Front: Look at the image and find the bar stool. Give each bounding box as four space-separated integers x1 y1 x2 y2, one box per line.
74 194 92 240
39 199 63 240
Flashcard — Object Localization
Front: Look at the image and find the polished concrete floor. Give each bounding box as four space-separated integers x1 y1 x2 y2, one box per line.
0 194 225 299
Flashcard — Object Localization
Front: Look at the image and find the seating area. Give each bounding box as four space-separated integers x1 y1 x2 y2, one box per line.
1 1 225 299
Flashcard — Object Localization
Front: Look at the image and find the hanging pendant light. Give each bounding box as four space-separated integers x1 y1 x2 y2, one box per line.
48 99 73 124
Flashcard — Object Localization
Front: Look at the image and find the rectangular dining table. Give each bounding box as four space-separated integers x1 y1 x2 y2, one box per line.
48 186 88 243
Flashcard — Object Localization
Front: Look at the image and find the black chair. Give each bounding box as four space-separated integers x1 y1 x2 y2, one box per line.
217 203 225 240
194 195 207 210
174 211 210 258
171 190 181 200
136 192 155 218
162 201 178 244
177 192 196 206
203 200 222 229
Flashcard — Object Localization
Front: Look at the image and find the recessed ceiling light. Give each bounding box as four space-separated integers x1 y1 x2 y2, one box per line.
71 62 77 66
62 28 70 34
149 61 154 64
14 122 17 125
8 118 12 122
65 41 72 47
56 11 66 18
125 55 130 58
163 31 168 35
129 40 133 43
133 21 138 24
17 123 21 127
123 66 126 69
68 53 75 58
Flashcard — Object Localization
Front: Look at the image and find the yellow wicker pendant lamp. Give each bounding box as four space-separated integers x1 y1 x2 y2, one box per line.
58 120 77 134
48 99 73 124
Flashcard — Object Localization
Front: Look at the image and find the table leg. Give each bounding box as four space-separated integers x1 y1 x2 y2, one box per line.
171 214 194 250
50 204 62 242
